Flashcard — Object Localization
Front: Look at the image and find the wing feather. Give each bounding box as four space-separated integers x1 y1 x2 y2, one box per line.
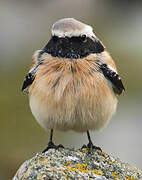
21 64 41 93
100 63 125 95
21 50 44 93
21 72 35 93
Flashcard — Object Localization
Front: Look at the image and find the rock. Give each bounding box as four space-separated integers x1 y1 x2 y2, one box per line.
13 148 142 180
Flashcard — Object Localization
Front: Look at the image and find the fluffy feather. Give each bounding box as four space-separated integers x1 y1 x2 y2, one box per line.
29 52 118 132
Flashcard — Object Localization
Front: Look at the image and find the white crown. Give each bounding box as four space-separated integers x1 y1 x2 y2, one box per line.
51 18 96 38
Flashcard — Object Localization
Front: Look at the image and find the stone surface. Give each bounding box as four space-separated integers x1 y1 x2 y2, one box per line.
13 148 142 180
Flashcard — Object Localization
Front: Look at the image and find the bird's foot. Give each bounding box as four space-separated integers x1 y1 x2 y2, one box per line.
81 144 88 149
42 141 56 153
81 143 102 153
56 144 64 149
42 141 64 153
87 142 102 152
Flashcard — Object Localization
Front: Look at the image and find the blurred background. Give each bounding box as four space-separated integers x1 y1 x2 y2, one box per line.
0 0 142 179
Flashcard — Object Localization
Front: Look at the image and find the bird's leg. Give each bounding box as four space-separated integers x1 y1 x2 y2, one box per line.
42 129 56 153
48 129 55 147
81 130 92 149
87 130 94 149
42 129 64 153
86 130 102 151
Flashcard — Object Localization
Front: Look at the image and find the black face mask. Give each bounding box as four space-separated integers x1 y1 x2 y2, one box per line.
43 35 104 59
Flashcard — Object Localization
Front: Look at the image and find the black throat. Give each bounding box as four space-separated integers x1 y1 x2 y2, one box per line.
43 35 104 59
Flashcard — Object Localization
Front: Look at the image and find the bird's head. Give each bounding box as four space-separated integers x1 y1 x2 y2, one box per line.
42 18 105 59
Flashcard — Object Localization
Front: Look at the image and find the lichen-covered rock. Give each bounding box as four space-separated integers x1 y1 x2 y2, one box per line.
13 148 142 180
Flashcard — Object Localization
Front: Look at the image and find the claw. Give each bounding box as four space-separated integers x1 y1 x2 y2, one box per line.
56 144 64 149
42 142 64 153
87 142 102 152
81 144 87 149
42 141 56 153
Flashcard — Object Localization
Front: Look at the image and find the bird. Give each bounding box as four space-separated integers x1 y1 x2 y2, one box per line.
22 18 125 152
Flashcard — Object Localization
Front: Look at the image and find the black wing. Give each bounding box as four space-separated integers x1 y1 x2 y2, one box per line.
21 63 41 92
22 50 45 92
100 63 125 95
21 72 35 92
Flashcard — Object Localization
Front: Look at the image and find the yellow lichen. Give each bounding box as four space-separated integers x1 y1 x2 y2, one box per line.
50 167 55 171
96 148 102 153
112 172 119 180
79 153 83 158
109 161 118 165
38 156 44 161
41 160 49 164
82 148 88 153
91 169 104 176
76 164 89 173
101 151 106 156
102 156 106 160
66 161 72 165
66 166 78 172
66 163 88 173
76 163 87 169
125 177 135 180
66 164 104 176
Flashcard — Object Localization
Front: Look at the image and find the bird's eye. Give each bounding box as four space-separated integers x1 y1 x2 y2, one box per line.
82 35 87 42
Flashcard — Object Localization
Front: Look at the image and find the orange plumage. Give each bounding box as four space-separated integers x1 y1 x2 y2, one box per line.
22 18 124 151
29 52 117 132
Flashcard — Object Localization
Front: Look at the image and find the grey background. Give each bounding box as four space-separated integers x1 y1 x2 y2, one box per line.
0 0 142 179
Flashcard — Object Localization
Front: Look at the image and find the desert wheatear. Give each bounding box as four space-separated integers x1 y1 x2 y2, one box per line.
22 18 124 152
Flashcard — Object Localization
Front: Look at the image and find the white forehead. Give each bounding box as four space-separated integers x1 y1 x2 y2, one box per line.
51 18 95 38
